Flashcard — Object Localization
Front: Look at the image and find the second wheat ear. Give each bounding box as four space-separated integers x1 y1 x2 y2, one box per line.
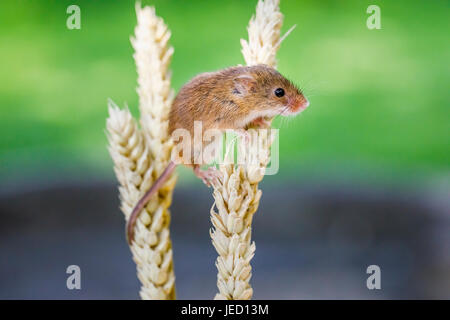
211 0 300 300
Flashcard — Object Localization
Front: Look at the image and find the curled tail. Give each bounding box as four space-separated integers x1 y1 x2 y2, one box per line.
126 161 177 245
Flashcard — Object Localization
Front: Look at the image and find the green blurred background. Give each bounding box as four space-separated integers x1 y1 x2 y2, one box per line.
0 0 449 299
0 0 448 185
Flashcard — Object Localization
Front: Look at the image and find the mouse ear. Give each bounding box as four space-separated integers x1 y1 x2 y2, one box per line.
233 74 256 95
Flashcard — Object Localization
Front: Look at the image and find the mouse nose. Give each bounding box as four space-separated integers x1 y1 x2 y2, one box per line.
287 96 309 115
301 99 310 108
297 98 309 111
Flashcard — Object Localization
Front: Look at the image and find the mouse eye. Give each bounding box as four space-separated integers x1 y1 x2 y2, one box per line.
274 88 285 97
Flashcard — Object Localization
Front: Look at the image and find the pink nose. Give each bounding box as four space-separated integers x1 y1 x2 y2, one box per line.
288 97 309 114
297 99 309 111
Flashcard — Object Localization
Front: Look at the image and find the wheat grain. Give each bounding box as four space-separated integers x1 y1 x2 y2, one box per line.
106 2 177 300
211 0 292 300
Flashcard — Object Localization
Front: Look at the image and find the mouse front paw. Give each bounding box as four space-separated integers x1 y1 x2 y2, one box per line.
194 166 222 187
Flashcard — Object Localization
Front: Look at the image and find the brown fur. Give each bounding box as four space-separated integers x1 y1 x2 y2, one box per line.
168 64 307 137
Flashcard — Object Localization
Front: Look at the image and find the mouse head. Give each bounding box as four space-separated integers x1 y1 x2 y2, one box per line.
232 64 309 119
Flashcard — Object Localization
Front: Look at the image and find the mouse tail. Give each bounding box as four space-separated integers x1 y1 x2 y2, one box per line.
126 160 177 245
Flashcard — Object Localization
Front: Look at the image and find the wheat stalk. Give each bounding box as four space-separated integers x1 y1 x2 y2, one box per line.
211 0 292 300
106 2 177 300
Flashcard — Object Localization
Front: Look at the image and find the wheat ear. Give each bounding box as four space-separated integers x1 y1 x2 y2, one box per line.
106 3 177 300
211 0 291 300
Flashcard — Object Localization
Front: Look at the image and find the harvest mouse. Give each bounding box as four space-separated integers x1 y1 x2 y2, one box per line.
126 64 309 244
